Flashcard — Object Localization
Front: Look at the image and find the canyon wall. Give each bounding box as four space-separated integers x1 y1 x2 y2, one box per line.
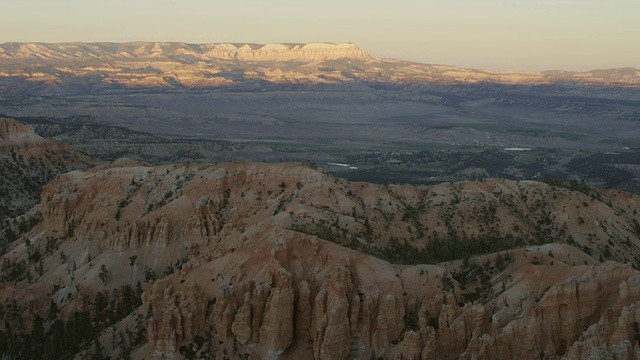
8 161 636 358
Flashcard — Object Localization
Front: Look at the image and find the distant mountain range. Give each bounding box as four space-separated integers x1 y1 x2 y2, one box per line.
0 42 639 95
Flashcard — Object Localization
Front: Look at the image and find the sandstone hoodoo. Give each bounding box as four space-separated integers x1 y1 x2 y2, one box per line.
1 160 640 358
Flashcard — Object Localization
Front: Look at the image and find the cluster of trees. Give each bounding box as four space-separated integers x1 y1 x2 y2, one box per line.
1 214 41 253
1 234 60 284
372 233 524 265
451 252 515 303
543 175 592 196
291 216 526 266
0 283 146 359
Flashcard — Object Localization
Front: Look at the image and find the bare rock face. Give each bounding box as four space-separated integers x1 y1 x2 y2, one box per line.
0 117 40 145
231 292 252 344
295 280 312 339
312 262 354 359
314 289 351 360
565 272 640 359
202 42 370 62
144 280 208 356
390 330 423 360
259 268 295 355
372 294 405 354
582 341 639 360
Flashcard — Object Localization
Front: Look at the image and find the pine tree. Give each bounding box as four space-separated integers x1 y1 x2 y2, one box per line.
99 265 109 285
91 340 105 360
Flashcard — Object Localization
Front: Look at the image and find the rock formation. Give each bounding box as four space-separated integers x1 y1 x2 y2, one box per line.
144 280 208 354
0 116 95 217
1 161 640 359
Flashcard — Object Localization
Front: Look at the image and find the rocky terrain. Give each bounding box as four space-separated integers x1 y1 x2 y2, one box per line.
0 116 95 217
1 160 640 359
0 42 639 94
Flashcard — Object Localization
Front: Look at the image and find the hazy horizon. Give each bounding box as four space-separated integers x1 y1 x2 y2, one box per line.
3 0 639 72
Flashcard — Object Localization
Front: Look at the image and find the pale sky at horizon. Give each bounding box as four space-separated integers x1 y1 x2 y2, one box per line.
2 0 639 72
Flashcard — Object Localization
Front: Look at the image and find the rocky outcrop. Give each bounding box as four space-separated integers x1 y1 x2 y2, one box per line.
0 118 40 146
314 289 351 359
295 280 312 339
259 267 295 355
391 330 423 360
565 272 640 359
0 116 95 216
231 292 253 344
144 280 208 356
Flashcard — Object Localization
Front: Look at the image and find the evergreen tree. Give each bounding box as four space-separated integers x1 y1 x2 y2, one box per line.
91 340 105 360
99 265 109 285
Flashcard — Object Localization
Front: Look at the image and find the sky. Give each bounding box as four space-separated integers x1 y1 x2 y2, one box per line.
2 0 639 72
